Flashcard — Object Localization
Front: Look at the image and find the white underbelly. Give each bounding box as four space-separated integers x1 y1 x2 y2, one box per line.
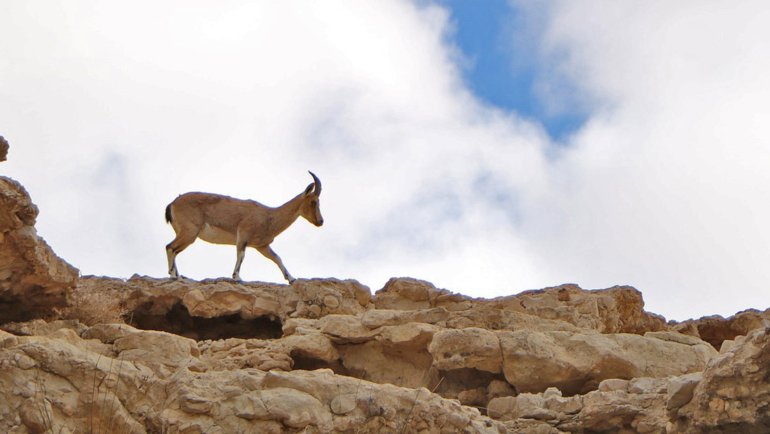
198 224 237 245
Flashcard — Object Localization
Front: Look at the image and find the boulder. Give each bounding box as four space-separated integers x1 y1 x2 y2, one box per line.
488 377 677 433
666 372 702 412
499 330 716 395
0 174 78 322
500 284 667 334
673 308 770 350
428 327 503 373
672 326 770 433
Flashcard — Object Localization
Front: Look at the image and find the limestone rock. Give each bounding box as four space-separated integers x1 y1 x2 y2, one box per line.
666 372 702 412
1 270 767 433
444 303 582 333
114 329 202 376
0 328 18 348
0 321 507 433
672 326 770 433
598 378 629 392
361 307 449 328
374 277 438 310
484 326 770 433
318 314 378 343
0 176 78 322
76 275 371 341
499 330 716 395
488 378 673 433
504 284 667 334
429 327 503 373
375 280 666 335
291 278 371 317
379 322 438 350
673 308 770 350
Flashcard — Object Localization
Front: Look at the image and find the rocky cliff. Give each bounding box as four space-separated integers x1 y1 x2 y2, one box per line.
0 138 78 322
1 142 768 433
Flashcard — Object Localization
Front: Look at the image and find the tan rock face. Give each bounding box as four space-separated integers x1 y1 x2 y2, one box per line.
0 325 507 433
486 326 770 433
376 279 666 334
1 272 767 433
0 176 78 322
429 327 503 373
500 284 667 334
499 330 716 395
672 326 770 433
674 308 770 350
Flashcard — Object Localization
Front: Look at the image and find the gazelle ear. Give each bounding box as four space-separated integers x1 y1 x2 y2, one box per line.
304 183 314 195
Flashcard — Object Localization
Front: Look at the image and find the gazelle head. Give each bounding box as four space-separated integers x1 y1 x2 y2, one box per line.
300 171 324 227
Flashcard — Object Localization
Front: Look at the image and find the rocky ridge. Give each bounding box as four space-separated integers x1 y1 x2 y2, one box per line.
1 139 769 433
0 139 78 322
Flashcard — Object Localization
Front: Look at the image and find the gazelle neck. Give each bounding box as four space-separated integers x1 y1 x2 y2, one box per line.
270 192 306 235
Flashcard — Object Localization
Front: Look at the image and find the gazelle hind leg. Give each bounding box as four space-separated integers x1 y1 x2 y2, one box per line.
166 233 197 279
166 245 178 278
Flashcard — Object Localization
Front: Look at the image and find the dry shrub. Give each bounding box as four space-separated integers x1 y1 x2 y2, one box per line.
57 284 129 326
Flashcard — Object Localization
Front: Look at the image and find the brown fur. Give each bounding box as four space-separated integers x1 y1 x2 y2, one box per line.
165 172 323 282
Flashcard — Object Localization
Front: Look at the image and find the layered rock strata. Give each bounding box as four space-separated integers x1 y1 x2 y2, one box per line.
0 324 506 433
1 275 768 433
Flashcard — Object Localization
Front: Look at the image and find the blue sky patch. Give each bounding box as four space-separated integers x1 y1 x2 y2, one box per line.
437 0 587 142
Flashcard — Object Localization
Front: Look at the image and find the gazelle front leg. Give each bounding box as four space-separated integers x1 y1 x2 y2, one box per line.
232 240 247 281
257 245 295 283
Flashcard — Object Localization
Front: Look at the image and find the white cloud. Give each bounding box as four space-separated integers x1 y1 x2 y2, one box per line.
1 1 768 320
513 0 770 318
1 1 546 291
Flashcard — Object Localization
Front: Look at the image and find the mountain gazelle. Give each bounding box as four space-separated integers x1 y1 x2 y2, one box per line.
165 171 323 283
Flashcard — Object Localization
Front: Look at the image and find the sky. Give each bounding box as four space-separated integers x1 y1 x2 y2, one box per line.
1 1 769 321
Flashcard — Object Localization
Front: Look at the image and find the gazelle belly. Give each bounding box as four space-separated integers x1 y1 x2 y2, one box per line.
198 223 237 245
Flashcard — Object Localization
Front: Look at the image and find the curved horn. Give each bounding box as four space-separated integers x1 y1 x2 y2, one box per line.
308 171 322 195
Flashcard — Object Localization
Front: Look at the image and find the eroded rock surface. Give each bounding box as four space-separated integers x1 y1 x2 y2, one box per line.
487 326 770 433
2 272 769 432
375 279 666 334
0 323 506 433
672 326 770 433
674 308 770 350
0 168 78 321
